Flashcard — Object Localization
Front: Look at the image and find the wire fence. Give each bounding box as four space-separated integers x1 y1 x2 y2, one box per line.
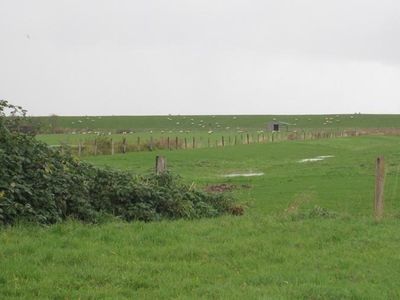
48 128 393 156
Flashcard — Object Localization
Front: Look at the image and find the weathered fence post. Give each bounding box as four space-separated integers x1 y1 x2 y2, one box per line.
374 156 385 221
155 156 167 175
111 139 114 155
175 136 179 149
246 133 250 144
78 141 82 157
167 137 170 150
93 139 97 156
222 136 225 147
228 136 231 146
184 137 187 149
234 135 237 145
192 137 195 149
123 137 127 153
208 137 210 148
136 136 140 149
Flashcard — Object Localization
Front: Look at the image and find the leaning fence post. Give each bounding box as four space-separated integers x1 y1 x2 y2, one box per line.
155 156 167 175
374 156 385 221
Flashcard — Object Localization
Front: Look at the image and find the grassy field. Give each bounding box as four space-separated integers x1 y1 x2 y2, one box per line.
34 114 400 133
34 114 400 152
2 136 400 298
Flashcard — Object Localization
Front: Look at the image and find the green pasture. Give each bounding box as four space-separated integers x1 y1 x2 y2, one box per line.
34 113 400 133
2 136 400 298
84 136 400 216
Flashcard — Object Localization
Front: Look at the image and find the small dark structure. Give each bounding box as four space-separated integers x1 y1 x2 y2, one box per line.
267 121 291 132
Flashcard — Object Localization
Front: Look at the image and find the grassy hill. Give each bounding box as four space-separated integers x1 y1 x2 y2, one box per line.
34 114 400 133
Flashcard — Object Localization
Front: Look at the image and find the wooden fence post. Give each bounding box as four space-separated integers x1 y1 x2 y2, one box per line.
184 137 187 149
246 133 250 144
222 136 225 147
111 139 114 155
122 137 127 153
374 156 385 221
94 139 97 156
192 137 195 149
175 136 179 149
149 136 153 151
155 156 167 175
78 141 82 157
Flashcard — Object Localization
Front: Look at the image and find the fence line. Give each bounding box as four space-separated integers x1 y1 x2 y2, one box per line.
52 128 400 157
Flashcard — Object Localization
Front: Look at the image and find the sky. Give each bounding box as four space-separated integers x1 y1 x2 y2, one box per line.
1 0 400 116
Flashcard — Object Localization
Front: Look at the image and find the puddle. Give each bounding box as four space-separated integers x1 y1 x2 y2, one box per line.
298 155 334 163
223 172 264 177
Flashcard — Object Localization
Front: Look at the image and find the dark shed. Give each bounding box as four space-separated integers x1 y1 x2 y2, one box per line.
267 121 291 132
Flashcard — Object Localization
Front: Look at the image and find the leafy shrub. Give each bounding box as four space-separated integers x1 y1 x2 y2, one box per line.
0 100 238 225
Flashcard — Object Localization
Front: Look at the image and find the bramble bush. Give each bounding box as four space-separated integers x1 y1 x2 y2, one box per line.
0 100 238 225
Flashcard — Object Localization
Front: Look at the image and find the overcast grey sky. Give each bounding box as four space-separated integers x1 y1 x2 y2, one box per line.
1 0 400 116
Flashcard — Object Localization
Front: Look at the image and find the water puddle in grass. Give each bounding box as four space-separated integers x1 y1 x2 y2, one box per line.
223 172 264 177
298 155 334 163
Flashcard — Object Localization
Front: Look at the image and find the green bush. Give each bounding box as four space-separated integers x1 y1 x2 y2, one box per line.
0 100 238 225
